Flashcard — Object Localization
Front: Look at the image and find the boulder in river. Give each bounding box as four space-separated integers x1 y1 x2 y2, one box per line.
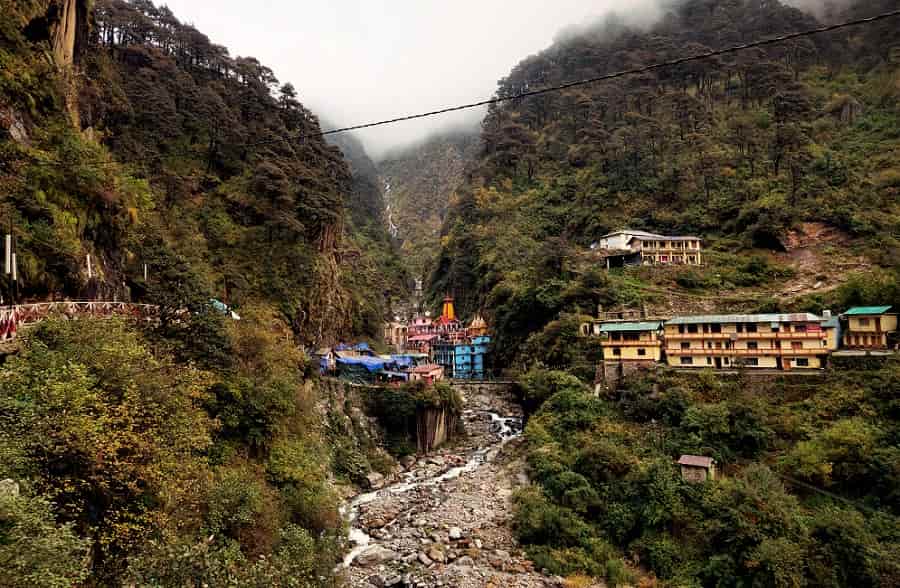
354 545 399 567
366 472 386 489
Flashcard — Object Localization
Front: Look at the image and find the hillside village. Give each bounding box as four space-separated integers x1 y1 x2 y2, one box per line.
2 0 900 587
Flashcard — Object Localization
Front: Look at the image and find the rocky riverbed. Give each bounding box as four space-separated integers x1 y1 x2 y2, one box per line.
340 393 564 588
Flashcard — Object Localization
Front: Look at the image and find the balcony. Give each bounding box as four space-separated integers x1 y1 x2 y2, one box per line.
667 348 825 357
667 331 826 341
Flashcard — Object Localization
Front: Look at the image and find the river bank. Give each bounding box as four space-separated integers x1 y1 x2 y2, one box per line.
339 393 564 588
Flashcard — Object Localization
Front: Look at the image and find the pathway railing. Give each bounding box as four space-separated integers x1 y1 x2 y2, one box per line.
0 302 159 343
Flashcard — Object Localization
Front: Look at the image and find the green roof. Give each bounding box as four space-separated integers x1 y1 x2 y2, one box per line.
599 321 663 333
844 306 893 316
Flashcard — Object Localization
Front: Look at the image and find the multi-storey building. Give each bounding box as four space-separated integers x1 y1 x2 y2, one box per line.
598 229 703 266
841 306 898 350
596 321 664 386
432 335 490 380
599 321 664 363
664 313 838 371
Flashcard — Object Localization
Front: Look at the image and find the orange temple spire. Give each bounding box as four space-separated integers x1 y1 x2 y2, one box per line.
440 296 456 322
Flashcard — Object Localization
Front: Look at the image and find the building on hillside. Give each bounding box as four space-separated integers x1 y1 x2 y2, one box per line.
407 333 439 355
595 321 664 387
383 320 408 351
664 313 835 371
678 455 717 483
409 364 444 385
841 306 898 350
432 335 490 380
597 229 703 266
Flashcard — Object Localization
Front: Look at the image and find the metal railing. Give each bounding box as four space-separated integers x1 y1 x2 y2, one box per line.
0 301 159 343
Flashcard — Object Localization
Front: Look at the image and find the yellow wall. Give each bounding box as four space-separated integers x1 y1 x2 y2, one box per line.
602 330 662 361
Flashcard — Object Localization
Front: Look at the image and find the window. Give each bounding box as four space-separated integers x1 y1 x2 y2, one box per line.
678 325 685 334
746 324 757 333
858 318 870 327
715 342 722 349
638 348 646 356
791 341 803 350
747 341 758 350
724 358 730 365
703 325 710 334
612 333 621 341
707 357 712 365
795 358 809 367
794 324 807 333
711 324 722 334
680 357 694 365
707 342 713 349
623 333 639 342
688 325 699 334
613 348 621 356
737 324 744 333
681 342 691 350
745 358 759 366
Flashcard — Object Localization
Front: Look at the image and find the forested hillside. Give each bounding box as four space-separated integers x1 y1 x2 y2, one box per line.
378 129 479 281
431 0 900 367
0 0 404 584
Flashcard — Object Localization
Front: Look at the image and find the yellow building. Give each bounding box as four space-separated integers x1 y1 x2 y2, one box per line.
600 321 664 362
598 230 702 265
842 306 898 350
664 313 832 371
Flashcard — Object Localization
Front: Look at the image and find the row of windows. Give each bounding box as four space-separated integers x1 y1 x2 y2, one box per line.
678 357 810 367
678 341 822 350
612 348 648 356
674 323 813 334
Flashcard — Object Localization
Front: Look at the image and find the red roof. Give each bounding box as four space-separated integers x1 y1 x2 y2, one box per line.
408 334 438 342
411 364 443 374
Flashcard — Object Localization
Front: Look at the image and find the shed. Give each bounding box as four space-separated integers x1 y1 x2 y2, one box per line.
678 455 717 483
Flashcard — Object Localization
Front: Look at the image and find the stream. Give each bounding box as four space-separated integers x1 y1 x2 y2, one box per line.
341 410 523 569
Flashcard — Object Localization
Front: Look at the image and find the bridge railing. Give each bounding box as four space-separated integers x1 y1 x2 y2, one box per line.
0 302 160 343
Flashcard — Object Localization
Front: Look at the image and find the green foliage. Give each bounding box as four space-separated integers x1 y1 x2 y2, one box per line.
515 361 900 585
0 490 90 588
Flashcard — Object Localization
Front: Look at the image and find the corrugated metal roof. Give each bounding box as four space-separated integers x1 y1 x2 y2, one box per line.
600 229 665 239
844 306 893 316
599 321 664 332
627 235 702 242
666 313 822 325
822 317 840 328
679 455 715 468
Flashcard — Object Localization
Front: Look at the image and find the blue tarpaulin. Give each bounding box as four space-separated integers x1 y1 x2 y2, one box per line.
354 342 371 351
336 356 393 373
391 355 415 369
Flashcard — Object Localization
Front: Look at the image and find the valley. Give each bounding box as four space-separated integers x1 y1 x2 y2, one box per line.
1 0 899 587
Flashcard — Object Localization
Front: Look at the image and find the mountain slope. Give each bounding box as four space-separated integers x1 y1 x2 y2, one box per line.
378 129 479 281
0 1 404 584
431 0 900 366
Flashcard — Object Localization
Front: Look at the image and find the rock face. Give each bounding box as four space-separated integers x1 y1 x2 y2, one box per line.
416 406 457 453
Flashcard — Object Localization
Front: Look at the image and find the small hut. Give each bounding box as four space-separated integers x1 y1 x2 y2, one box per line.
678 455 717 483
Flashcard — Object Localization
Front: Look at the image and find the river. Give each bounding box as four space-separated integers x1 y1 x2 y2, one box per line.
339 398 560 587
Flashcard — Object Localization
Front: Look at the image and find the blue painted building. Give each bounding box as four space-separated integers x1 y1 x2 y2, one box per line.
432 335 491 380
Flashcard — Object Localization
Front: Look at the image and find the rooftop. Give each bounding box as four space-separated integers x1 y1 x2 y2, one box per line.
678 455 715 468
844 306 893 316
599 321 664 333
667 313 823 325
410 364 443 373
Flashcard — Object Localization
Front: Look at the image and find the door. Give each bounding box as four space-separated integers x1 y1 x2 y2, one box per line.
776 357 783 370
714 357 722 369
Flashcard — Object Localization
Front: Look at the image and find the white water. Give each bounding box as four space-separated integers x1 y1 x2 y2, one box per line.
384 181 400 238
340 410 522 568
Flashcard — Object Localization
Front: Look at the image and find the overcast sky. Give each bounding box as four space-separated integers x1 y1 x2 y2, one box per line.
161 0 666 159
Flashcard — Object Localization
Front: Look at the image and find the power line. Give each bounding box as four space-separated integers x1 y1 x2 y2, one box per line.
23 7 900 171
